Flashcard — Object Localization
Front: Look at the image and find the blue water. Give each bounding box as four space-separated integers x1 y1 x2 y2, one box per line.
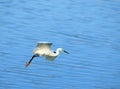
0 0 120 89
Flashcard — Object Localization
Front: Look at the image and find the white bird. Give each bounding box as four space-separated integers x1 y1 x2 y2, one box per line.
26 42 69 67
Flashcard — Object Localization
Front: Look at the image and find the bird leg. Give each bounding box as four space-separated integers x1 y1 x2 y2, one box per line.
26 54 39 67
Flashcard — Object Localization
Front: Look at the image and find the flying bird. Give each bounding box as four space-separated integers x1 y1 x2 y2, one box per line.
26 42 69 67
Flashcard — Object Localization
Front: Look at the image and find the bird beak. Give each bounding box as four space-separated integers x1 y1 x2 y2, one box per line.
63 50 69 54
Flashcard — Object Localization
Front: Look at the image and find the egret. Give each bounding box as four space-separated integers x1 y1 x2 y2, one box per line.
26 42 69 67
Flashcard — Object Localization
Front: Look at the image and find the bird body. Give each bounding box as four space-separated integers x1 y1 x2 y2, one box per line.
26 42 69 67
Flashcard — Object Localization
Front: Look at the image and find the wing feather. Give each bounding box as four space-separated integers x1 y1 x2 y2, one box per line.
33 42 52 55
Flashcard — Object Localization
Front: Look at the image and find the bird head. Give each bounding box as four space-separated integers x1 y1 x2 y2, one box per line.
57 48 69 54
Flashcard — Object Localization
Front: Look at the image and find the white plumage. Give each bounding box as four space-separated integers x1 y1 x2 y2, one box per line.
26 42 69 67
33 42 52 56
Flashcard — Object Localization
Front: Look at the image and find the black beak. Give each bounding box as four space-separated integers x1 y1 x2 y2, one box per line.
63 50 69 54
25 54 38 67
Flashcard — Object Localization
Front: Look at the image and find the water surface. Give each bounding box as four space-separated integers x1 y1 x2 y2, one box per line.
0 0 120 89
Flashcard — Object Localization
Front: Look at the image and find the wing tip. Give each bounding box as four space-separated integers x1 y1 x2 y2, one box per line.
37 41 52 44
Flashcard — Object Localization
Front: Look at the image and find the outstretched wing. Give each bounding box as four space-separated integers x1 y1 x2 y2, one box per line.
33 42 52 54
36 42 52 50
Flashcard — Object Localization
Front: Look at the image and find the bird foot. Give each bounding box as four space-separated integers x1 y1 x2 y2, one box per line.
26 62 30 68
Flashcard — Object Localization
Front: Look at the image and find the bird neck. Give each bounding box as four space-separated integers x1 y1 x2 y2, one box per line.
55 49 61 56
